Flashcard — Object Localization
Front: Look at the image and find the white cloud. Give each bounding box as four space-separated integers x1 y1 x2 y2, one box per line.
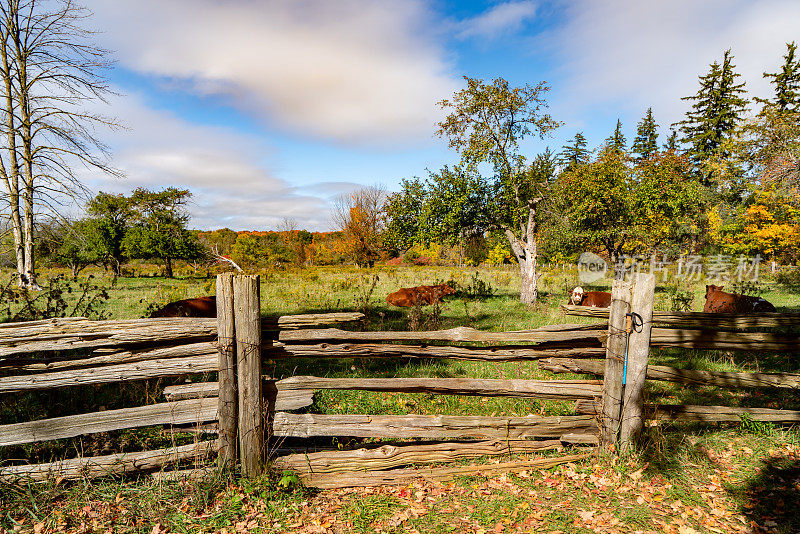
83 93 337 231
85 0 458 147
549 0 800 132
458 1 538 40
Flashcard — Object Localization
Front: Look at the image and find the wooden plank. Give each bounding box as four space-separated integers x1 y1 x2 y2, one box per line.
0 354 219 393
162 383 314 411
559 433 599 445
302 453 592 489
164 381 221 400
601 278 632 448
540 357 800 389
650 328 800 351
650 405 800 423
272 413 597 440
151 467 217 482
271 312 364 330
0 316 89 330
0 397 219 447
279 325 607 345
216 273 237 468
562 305 800 330
576 400 800 423
162 422 219 436
0 441 217 482
234 274 264 477
0 342 217 371
0 312 364 362
276 376 602 400
619 273 655 451
0 318 218 358
270 343 606 361
271 439 564 474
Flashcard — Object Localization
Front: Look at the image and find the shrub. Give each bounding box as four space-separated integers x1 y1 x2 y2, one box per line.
0 274 109 322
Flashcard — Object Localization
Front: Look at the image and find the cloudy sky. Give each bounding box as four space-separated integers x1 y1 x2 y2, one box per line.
79 0 800 231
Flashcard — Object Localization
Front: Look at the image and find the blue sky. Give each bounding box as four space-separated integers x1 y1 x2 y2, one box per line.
79 0 800 231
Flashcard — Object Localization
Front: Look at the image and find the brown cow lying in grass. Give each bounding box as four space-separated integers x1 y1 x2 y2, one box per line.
149 296 217 318
703 285 776 313
386 284 455 307
568 286 612 308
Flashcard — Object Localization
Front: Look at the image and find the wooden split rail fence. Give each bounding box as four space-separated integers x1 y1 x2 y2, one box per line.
2 272 799 486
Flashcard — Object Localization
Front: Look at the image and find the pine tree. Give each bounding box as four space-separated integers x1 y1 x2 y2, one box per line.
558 132 589 169
631 108 659 160
664 129 678 151
605 119 626 152
760 41 800 113
675 49 748 173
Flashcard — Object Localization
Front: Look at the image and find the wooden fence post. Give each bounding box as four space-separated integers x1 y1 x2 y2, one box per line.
619 273 655 450
215 273 237 468
601 276 633 449
234 275 264 477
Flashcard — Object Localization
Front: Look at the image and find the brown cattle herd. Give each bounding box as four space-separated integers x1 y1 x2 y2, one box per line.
147 282 778 318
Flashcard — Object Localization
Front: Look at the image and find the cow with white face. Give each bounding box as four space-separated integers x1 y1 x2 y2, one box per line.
568 286 612 308
570 286 585 305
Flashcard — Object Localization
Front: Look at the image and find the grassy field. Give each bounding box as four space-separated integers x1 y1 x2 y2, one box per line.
1 263 799 533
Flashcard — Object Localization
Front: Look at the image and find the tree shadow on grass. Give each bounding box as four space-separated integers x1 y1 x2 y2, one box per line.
728 455 800 534
637 425 698 478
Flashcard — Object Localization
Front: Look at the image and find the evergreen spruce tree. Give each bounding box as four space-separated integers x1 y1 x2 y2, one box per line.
604 119 626 152
759 41 800 113
558 132 589 169
675 49 748 176
664 129 678 151
631 108 659 160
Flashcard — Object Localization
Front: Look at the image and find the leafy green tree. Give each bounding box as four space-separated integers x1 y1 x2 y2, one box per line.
86 192 133 276
556 150 704 266
229 233 287 269
676 49 748 181
436 76 561 303
556 150 633 265
630 152 705 254
558 132 590 170
383 177 426 253
631 108 659 160
605 119 626 153
50 219 102 277
198 228 239 256
122 188 205 278
758 41 800 113
422 166 488 244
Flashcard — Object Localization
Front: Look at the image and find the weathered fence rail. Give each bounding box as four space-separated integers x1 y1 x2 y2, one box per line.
540 357 800 389
269 343 606 361
279 324 607 344
0 312 364 360
561 305 800 329
271 413 597 440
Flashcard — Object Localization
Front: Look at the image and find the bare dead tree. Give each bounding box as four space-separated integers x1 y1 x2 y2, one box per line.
0 0 121 288
210 246 243 272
